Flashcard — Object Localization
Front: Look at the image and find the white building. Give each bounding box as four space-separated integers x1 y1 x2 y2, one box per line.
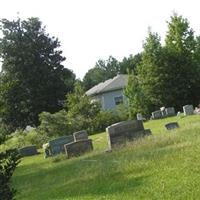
86 74 128 110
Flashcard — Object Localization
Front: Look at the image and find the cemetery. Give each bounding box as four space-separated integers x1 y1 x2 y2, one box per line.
11 114 200 200
1 10 200 200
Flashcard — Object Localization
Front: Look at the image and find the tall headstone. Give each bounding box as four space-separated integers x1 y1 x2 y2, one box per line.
73 130 88 141
19 145 38 157
165 107 176 117
64 139 93 158
48 135 74 156
106 120 151 149
152 110 162 119
183 105 194 115
136 113 143 120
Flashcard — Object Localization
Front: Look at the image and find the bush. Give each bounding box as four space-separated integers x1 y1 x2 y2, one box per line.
92 105 129 133
0 129 21 200
38 110 70 137
0 129 49 151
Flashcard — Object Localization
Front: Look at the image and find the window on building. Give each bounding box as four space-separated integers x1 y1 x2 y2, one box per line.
114 96 123 105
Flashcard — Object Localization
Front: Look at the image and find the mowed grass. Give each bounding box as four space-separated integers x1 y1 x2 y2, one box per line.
13 115 200 200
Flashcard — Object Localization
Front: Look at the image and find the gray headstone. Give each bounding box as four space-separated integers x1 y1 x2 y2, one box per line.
165 122 179 130
183 105 194 115
152 110 162 119
165 107 176 117
73 130 88 141
106 120 151 149
64 139 93 158
136 113 143 120
19 145 38 157
49 135 74 156
144 129 152 136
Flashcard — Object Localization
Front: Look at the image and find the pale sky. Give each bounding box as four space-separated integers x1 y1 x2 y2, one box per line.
0 0 200 79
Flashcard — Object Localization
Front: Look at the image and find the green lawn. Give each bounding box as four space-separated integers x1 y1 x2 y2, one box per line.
13 115 200 200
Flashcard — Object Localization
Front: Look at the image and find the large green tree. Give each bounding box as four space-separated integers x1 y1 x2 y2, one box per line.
136 31 165 114
163 14 200 109
0 18 75 132
119 53 142 74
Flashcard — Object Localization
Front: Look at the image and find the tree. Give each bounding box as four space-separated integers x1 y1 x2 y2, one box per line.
82 67 106 91
124 70 146 118
163 14 200 109
66 82 101 133
119 53 142 74
0 17 75 132
136 31 165 114
83 56 120 90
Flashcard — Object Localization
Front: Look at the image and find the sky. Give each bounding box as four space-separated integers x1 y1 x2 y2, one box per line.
0 0 200 79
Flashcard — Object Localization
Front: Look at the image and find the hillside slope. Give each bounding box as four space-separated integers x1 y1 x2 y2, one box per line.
13 115 200 200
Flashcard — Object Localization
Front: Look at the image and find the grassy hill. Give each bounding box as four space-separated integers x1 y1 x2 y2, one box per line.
13 115 200 200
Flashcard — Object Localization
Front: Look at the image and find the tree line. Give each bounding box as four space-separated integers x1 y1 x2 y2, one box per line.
125 14 200 118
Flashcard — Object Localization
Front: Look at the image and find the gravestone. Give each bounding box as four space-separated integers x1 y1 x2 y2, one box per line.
106 120 152 149
136 113 143 120
165 107 176 117
152 110 162 119
183 105 194 115
165 122 179 130
144 129 152 136
64 139 93 158
49 135 74 156
73 130 88 141
19 145 38 157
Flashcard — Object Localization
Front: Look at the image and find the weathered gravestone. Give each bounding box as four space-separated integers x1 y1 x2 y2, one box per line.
165 107 176 117
183 105 194 115
106 120 152 149
49 135 74 156
64 139 93 158
19 145 38 157
144 129 152 136
152 110 162 119
73 130 88 141
136 113 143 120
165 122 179 130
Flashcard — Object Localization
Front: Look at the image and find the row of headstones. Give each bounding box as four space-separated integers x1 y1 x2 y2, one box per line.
19 120 152 157
44 130 93 158
19 130 93 158
151 105 194 120
19 118 181 158
107 120 181 149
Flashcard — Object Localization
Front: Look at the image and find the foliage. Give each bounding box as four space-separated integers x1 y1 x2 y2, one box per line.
38 110 69 138
83 54 142 90
0 130 21 200
83 56 120 90
125 14 200 116
124 70 146 118
119 53 142 74
0 129 49 151
135 31 164 115
0 17 75 132
92 105 129 133
163 13 200 109
66 82 101 133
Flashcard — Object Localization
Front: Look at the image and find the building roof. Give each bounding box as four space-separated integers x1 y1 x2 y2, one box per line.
86 74 128 96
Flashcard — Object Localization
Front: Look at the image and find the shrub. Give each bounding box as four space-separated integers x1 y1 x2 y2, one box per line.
38 110 70 137
0 129 49 151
